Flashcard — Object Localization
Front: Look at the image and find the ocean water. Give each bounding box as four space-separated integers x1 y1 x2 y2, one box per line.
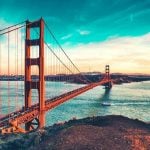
0 81 150 125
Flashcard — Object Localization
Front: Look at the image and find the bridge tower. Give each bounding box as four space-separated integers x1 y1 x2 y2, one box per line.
25 18 45 131
105 65 112 89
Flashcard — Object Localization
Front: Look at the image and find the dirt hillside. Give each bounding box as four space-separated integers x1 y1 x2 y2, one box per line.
0 115 149 150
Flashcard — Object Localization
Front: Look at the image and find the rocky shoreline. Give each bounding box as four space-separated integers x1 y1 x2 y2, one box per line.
0 115 149 150
112 76 150 85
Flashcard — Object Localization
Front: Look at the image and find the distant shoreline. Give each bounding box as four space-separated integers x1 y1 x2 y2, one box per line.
0 74 150 85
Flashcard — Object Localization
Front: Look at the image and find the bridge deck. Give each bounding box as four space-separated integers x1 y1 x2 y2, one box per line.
0 79 112 132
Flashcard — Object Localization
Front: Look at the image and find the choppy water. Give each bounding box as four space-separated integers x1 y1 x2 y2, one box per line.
0 81 150 125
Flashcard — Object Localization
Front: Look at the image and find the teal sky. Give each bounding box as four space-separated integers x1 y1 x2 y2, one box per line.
0 0 150 74
0 0 150 45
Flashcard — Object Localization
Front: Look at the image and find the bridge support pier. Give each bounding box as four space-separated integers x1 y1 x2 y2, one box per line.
25 18 45 131
105 82 112 89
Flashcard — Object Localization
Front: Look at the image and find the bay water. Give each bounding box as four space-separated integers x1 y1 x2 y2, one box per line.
0 81 149 126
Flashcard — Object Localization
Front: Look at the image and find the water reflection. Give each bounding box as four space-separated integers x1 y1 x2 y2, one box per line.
101 89 111 102
88 89 111 115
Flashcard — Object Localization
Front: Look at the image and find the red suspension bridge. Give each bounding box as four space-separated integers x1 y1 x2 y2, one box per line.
0 18 112 134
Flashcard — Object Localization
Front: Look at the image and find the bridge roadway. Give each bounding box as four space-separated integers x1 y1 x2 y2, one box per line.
0 79 112 132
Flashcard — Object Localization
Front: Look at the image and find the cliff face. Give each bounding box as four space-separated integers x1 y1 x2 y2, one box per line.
0 115 149 150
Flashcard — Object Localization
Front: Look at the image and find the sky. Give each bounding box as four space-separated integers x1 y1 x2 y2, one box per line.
0 0 150 74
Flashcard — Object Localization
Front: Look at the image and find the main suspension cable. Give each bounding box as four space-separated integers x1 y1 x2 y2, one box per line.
44 21 91 83
0 38 1 114
0 21 25 32
45 42 89 84
0 25 25 36
7 32 10 113
0 20 40 36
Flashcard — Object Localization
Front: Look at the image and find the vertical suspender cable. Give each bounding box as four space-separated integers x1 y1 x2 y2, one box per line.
17 29 19 109
15 30 17 110
36 30 38 103
21 27 24 102
44 21 91 84
0 38 1 114
50 43 52 97
20 27 24 106
8 32 10 113
45 44 47 99
45 29 47 99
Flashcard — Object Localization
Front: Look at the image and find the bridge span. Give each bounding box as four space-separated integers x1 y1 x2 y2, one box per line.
0 18 112 134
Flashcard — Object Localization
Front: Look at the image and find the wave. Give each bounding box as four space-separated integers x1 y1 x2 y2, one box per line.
110 102 150 106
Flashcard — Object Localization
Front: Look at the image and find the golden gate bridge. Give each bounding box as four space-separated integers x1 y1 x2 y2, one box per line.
0 18 112 134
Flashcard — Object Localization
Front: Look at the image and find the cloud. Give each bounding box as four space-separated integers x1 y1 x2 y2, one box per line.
0 0 150 75
1 28 150 75
1 0 150 46
61 34 72 40
77 29 90 35
64 33 150 74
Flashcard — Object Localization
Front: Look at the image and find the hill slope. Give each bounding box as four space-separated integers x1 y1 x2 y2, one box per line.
0 115 149 150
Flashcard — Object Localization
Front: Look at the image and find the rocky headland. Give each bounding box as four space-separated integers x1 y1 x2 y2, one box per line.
0 115 149 150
